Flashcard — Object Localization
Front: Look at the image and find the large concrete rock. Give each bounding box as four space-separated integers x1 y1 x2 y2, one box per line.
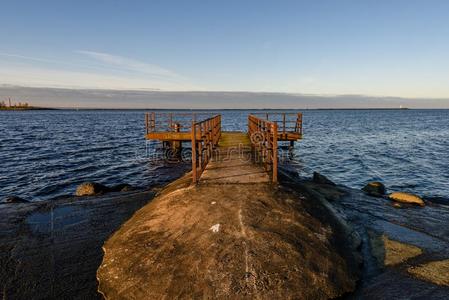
362 182 386 197
97 178 359 299
75 182 109 196
388 192 425 207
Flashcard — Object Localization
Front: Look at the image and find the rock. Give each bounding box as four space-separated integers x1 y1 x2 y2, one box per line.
369 234 423 268
312 172 336 186
110 183 134 192
75 182 109 196
382 235 422 266
362 181 386 197
1 196 29 203
388 192 425 207
97 176 359 299
408 259 449 286
392 202 402 208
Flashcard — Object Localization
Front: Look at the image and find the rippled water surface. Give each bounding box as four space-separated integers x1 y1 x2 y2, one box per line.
1 109 448 202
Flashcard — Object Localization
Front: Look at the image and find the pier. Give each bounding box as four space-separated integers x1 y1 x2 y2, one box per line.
145 112 303 183
97 111 364 299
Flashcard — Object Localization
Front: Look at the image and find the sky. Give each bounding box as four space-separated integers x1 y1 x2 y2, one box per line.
1 0 449 107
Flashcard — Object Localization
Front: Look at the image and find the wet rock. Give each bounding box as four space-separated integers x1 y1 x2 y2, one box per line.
408 259 449 286
388 192 425 207
312 172 336 186
110 183 134 192
392 202 402 209
75 182 110 196
1 196 29 203
369 234 422 267
362 181 386 197
382 235 422 266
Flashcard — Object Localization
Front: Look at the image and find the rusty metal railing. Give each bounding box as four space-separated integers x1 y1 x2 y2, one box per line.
252 112 303 136
248 114 278 183
145 112 215 134
191 115 221 183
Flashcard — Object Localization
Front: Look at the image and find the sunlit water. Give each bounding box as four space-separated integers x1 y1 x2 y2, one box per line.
1 109 448 202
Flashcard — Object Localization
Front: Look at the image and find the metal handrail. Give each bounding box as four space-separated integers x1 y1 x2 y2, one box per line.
145 112 216 134
191 115 221 183
252 112 303 136
248 114 278 183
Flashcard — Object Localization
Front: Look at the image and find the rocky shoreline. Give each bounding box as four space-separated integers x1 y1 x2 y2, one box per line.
280 170 449 298
1 171 448 299
0 189 156 299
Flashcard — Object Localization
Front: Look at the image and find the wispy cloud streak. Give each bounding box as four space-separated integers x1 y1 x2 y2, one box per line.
0 51 199 90
76 50 180 79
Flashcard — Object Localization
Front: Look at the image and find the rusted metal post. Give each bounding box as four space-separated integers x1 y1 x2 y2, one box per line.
170 123 182 156
191 121 197 184
152 112 155 131
272 122 278 183
145 113 149 135
283 113 286 135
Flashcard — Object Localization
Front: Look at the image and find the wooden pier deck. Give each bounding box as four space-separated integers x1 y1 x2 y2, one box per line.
200 132 270 184
145 112 303 184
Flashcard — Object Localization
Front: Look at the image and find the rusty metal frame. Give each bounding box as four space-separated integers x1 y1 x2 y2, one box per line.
248 114 278 183
252 112 303 137
145 112 216 134
191 115 221 184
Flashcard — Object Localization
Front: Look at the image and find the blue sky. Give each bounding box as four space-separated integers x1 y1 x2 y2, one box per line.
1 0 449 98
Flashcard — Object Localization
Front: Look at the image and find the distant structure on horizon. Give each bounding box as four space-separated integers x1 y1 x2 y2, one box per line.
0 97 31 109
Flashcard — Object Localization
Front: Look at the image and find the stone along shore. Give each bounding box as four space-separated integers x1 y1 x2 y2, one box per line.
1 163 448 298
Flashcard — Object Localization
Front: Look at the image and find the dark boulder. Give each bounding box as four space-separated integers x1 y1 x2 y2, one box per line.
1 196 29 203
313 172 336 186
75 182 110 196
110 183 135 192
362 181 386 197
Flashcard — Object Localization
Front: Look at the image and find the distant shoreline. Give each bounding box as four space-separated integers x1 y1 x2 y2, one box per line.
15 107 439 111
0 107 58 111
4 107 449 111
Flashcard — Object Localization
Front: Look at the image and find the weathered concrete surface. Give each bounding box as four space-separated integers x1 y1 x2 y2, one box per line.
0 190 155 299
98 135 360 299
98 180 360 299
286 175 449 299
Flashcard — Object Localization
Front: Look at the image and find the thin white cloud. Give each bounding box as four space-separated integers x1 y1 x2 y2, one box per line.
0 51 201 90
76 50 180 79
0 52 68 65
0 66 199 91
